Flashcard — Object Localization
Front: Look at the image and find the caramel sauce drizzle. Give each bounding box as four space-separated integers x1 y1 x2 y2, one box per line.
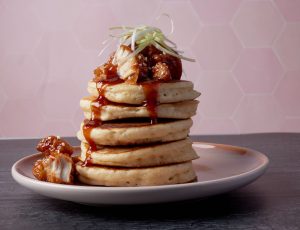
142 81 159 124
82 62 122 166
82 65 160 166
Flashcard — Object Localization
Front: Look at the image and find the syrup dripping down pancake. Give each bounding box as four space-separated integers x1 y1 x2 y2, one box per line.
77 118 193 146
87 80 200 105
80 97 199 121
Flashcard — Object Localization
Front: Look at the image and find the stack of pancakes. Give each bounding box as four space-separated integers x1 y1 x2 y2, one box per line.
76 80 200 186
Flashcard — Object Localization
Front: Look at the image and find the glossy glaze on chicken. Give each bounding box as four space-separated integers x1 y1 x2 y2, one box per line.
33 136 75 184
93 45 182 84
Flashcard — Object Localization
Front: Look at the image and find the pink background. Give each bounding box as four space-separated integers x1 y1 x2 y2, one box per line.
0 0 299 138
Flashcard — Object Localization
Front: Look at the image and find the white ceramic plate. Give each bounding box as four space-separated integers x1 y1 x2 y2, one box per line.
12 142 269 205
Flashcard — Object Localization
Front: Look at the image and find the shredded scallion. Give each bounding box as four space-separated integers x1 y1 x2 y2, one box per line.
98 15 195 62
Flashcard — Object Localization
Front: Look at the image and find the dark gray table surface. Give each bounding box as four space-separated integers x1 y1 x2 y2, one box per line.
1 133 299 230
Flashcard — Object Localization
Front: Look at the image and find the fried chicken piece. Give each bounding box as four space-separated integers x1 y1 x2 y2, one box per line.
36 136 73 156
142 45 182 80
32 152 74 184
93 54 119 82
94 65 111 82
32 159 47 181
152 62 171 81
94 44 182 83
112 45 140 84
151 53 182 80
33 136 75 184
136 53 150 82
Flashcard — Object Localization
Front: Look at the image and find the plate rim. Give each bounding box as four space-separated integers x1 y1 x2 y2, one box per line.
11 141 269 191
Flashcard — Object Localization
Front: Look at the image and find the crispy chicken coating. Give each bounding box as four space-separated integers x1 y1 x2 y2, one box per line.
152 62 171 81
151 52 182 80
142 45 182 80
32 159 47 181
93 54 119 82
113 45 140 83
32 152 74 184
36 136 73 156
93 45 182 83
33 136 75 184
136 53 150 82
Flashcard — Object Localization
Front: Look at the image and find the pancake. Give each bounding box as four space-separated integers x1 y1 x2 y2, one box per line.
76 161 197 186
80 97 199 121
79 139 198 167
77 119 192 146
87 80 200 105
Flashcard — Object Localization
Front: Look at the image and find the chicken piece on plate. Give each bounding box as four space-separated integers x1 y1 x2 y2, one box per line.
32 152 74 184
36 135 73 156
33 136 75 184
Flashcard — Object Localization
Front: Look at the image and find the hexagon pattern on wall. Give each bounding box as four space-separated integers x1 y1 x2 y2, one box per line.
191 26 242 70
232 0 284 47
0 0 299 137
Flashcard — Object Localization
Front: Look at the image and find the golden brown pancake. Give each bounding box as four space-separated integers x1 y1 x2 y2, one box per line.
77 119 192 146
80 97 199 121
79 139 198 167
76 161 197 186
87 80 200 104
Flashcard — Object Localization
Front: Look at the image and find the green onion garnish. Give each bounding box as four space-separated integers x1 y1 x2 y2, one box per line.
98 14 195 62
